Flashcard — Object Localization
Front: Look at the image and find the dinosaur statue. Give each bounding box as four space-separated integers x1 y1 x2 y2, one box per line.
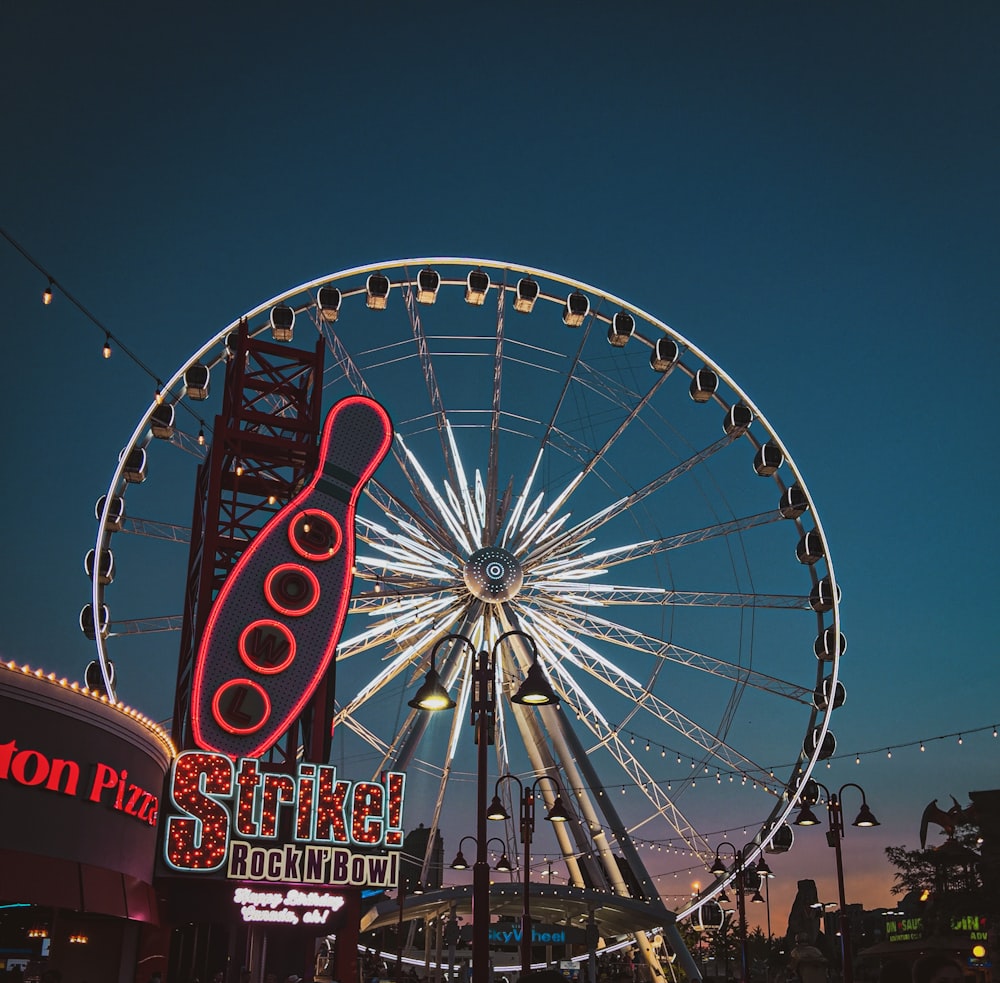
919 796 976 849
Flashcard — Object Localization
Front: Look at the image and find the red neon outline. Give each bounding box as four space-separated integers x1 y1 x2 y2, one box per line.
211 678 271 735
191 395 393 758
288 508 342 561
263 563 321 617
238 619 296 674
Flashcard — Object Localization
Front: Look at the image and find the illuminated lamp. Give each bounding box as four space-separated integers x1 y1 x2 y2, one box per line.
407 660 455 712
793 802 821 826
486 794 509 821
42 282 54 305
545 795 571 822
511 657 558 705
852 801 879 828
102 334 112 358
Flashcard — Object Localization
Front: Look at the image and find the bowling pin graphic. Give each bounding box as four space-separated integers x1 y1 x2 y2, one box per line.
191 395 393 757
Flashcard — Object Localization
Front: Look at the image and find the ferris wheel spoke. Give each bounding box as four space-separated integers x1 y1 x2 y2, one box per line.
313 309 461 544
363 480 461 559
335 614 478 732
533 436 756 562
355 515 461 583
120 516 193 544
530 502 780 576
589 509 784 569
335 596 468 662
530 600 812 702
108 615 183 636
485 283 506 544
525 609 777 785
390 431 476 555
504 320 594 552
528 582 811 609
512 373 671 556
400 280 461 493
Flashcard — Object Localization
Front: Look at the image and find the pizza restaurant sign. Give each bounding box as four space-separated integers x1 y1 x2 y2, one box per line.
163 751 405 888
0 737 158 826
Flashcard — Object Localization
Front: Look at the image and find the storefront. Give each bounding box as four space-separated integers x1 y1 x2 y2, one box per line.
0 660 175 983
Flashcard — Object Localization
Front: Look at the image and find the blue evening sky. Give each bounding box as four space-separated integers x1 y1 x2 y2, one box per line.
1 2 997 926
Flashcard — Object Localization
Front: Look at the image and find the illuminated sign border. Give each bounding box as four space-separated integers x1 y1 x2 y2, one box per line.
190 396 393 758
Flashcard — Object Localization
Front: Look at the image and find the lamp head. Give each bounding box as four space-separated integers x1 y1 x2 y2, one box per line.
545 794 571 823
852 802 879 828
408 667 456 711
793 803 821 826
487 795 510 822
511 658 559 705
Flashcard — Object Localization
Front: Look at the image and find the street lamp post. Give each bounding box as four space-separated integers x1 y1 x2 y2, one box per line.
793 781 879 983
709 844 767 983
410 630 559 983
488 772 571 974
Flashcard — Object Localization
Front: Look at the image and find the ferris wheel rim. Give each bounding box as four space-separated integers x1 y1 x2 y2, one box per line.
87 255 843 926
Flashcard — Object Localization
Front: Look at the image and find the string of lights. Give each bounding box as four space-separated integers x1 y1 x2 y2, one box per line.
1 225 211 436
414 720 1000 803
1 225 164 380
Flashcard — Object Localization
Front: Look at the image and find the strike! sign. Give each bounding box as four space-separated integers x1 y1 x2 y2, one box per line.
163 750 405 887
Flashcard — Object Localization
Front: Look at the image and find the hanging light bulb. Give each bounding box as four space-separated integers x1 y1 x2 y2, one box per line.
102 335 112 359
42 281 53 305
197 427 205 446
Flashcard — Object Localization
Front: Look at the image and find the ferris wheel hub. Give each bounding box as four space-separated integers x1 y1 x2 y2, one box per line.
462 547 523 602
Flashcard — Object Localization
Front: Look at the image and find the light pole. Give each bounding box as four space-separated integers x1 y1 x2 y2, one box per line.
793 781 879 983
488 772 571 973
709 843 766 983
410 630 559 983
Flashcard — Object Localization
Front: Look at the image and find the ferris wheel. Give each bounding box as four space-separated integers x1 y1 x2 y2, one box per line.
85 257 844 935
